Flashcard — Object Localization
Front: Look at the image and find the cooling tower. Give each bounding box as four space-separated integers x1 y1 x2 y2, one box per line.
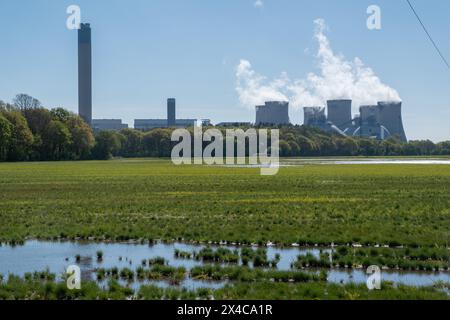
255 101 290 125
352 114 361 126
78 23 92 125
359 105 380 138
377 101 407 142
304 107 326 126
327 100 352 130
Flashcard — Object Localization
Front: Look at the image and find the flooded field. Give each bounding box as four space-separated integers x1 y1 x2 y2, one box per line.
284 158 450 166
222 158 450 169
0 240 448 290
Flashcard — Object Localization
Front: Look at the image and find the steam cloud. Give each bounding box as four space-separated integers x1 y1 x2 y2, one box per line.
236 19 401 111
254 0 264 8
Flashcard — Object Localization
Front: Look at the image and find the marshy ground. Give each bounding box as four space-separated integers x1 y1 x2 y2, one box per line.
0 158 449 299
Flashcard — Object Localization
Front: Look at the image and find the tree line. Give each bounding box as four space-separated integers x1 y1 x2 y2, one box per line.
276 126 450 157
1 94 449 162
92 125 450 160
0 95 94 161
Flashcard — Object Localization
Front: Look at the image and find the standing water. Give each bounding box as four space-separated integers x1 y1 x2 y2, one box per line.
0 240 448 289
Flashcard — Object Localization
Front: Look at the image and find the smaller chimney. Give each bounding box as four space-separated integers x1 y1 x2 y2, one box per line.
167 98 176 127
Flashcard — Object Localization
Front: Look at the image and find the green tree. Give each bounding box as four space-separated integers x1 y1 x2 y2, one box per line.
0 114 13 161
142 129 172 157
380 139 402 156
43 120 72 160
333 137 359 156
435 141 450 155
358 138 379 156
66 115 95 159
287 140 301 156
279 140 292 157
21 108 53 160
92 131 122 160
1 110 34 161
318 136 336 156
50 108 72 123
22 108 52 135
296 136 317 156
407 140 436 155
119 129 143 157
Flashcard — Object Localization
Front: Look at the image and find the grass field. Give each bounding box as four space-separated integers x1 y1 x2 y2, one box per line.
2 276 448 300
0 159 449 248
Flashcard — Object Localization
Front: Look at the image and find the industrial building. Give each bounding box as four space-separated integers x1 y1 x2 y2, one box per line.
78 23 92 125
302 99 407 141
357 105 382 138
255 101 290 126
351 101 407 141
326 100 353 131
134 119 208 130
134 98 211 131
135 119 211 131
92 119 128 132
74 23 405 141
74 23 213 132
303 107 327 129
376 101 407 142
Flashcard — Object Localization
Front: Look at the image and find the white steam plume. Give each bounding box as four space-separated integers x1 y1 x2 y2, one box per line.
254 0 264 8
236 60 288 107
236 19 401 111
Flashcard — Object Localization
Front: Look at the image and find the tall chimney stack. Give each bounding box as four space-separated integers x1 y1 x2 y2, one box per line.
167 98 176 127
78 23 92 125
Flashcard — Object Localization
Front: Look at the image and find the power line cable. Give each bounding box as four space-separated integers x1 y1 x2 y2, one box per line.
406 0 450 69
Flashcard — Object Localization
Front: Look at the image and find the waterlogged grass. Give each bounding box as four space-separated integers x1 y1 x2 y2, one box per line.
0 276 134 300
0 274 448 300
208 282 450 300
190 265 326 283
294 247 450 271
96 264 320 284
179 247 280 267
0 159 449 248
192 247 241 264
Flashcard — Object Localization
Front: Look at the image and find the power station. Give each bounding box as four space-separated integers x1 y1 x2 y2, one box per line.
255 101 290 126
304 107 327 128
134 98 211 131
77 24 209 131
75 22 407 141
326 100 352 131
302 99 407 141
376 101 407 142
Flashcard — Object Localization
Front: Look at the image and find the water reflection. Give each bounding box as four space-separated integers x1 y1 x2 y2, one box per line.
0 240 448 290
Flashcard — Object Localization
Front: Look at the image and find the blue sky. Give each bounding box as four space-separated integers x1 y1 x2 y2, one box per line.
0 0 449 141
